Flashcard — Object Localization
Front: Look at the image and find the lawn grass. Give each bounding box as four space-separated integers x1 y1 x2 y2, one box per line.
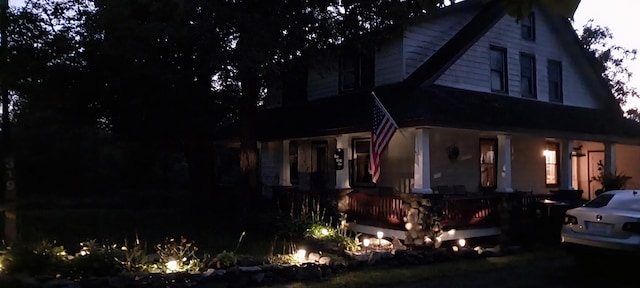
270 246 566 288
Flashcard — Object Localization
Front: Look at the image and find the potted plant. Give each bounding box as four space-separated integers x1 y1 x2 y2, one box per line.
591 162 632 196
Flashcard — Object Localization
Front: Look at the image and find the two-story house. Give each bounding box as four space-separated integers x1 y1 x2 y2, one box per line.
218 0 640 240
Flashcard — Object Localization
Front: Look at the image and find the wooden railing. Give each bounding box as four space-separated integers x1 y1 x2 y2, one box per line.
346 192 553 230
346 193 405 229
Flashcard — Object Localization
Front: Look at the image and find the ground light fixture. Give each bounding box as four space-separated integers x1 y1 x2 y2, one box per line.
376 231 384 246
166 260 179 272
295 249 307 262
458 238 466 247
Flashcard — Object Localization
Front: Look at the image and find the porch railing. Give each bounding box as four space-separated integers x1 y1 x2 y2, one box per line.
346 192 551 231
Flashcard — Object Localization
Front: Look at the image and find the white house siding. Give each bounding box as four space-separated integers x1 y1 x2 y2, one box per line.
375 38 405 86
378 129 415 193
428 129 480 191
434 6 601 109
510 136 547 194
307 61 339 101
404 9 475 78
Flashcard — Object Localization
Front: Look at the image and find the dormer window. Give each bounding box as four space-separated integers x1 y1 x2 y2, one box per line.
521 12 535 41
339 53 362 92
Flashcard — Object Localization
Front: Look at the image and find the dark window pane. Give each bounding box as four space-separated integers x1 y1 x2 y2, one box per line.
491 71 503 90
520 53 536 98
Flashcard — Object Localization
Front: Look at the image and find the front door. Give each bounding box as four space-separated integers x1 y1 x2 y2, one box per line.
311 142 328 191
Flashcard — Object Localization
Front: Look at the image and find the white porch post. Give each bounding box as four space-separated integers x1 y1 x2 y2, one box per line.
413 128 432 194
604 142 617 174
561 139 574 190
335 135 351 189
497 134 513 192
280 140 291 186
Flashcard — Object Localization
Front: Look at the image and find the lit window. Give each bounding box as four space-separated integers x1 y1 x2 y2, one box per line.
543 142 559 186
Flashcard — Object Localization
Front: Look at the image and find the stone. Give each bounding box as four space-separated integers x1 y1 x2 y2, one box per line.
307 252 321 262
238 266 262 272
318 256 331 265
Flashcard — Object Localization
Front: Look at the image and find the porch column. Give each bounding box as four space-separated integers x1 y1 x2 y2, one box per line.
497 134 513 192
560 139 574 190
280 140 291 186
604 142 616 174
335 135 351 189
413 128 432 194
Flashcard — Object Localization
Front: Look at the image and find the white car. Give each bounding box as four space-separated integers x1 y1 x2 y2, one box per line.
561 189 640 254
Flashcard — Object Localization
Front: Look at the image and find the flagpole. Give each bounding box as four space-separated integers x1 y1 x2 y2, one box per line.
371 91 409 141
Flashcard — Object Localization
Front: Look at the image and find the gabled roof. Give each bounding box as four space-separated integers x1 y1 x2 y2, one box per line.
402 0 504 92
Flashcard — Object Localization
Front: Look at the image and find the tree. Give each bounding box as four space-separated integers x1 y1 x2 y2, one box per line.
578 19 639 115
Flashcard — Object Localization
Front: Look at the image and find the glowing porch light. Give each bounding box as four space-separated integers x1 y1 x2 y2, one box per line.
296 249 307 262
458 239 466 247
166 260 179 272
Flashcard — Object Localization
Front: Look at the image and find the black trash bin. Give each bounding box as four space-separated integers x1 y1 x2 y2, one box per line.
534 199 578 244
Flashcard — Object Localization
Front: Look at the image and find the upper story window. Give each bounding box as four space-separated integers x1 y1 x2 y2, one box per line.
520 53 536 98
521 13 535 41
548 60 563 103
339 53 362 92
490 46 508 93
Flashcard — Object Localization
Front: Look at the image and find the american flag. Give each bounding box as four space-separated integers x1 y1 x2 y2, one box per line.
369 92 398 183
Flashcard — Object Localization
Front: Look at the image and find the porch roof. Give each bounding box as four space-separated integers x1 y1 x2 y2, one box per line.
230 84 640 142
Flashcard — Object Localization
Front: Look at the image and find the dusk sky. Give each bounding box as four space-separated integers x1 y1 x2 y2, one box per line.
7 0 639 109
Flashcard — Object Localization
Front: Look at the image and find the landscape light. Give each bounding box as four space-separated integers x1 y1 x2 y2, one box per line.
296 249 307 262
458 239 466 247
166 260 178 272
